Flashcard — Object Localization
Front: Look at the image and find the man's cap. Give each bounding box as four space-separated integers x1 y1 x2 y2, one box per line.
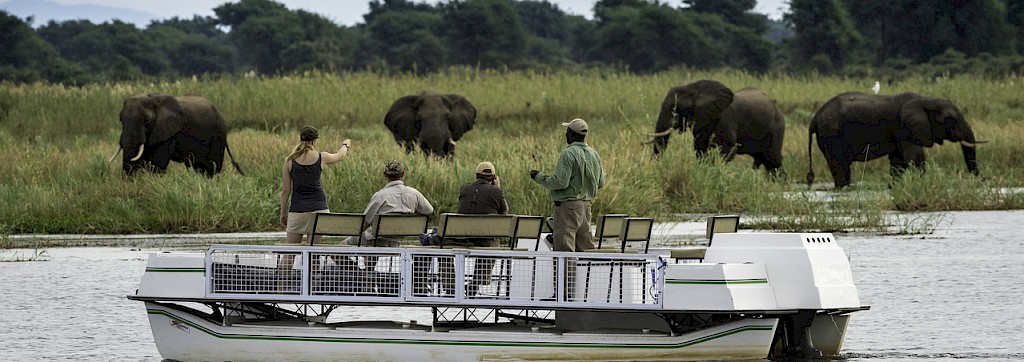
383 160 404 175
561 118 588 135
476 161 496 176
300 126 318 141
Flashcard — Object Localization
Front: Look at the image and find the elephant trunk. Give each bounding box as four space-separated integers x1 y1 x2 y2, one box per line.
959 130 980 176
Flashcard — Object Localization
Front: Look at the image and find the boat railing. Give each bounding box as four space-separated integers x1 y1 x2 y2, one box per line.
205 245 665 310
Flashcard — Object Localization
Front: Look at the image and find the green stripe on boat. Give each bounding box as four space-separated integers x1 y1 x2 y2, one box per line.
146 308 773 349
665 279 768 285
146 268 205 273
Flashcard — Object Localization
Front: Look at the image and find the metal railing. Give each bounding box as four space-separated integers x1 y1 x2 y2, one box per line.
207 245 666 310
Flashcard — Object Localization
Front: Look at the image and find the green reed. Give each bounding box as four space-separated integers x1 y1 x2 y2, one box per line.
1 68 1023 234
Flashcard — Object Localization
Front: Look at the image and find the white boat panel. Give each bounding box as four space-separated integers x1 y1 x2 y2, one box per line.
704 233 861 309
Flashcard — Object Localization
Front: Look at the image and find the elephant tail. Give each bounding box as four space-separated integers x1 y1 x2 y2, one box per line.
225 142 245 176
806 122 816 188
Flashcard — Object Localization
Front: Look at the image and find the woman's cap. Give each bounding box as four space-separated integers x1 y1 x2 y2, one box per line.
476 161 495 176
300 126 319 141
384 160 404 175
561 118 588 135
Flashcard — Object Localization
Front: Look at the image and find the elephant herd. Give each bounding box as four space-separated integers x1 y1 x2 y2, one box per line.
115 83 983 189
647 79 981 189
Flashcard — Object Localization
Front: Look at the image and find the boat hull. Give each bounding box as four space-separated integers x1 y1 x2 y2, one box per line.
145 302 778 361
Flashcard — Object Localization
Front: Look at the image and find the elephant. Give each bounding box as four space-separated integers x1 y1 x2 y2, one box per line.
111 94 243 177
384 92 476 158
651 80 785 173
806 92 981 188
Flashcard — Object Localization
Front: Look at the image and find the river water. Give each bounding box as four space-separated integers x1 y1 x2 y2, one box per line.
2 210 1023 361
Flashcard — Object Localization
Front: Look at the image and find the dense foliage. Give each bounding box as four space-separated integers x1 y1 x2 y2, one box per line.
5 0 1024 84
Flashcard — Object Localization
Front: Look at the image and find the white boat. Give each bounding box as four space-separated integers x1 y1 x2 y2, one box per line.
129 231 867 361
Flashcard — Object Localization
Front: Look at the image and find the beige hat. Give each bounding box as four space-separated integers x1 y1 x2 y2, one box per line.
383 160 404 175
475 161 496 176
561 118 588 135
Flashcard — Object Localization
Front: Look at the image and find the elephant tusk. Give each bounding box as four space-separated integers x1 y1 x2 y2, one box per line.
130 144 145 161
448 138 456 146
650 129 673 137
960 140 988 148
108 148 122 162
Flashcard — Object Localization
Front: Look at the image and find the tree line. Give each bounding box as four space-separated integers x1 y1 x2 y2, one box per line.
3 0 1024 85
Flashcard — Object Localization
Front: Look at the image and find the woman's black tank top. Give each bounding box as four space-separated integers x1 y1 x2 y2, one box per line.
289 153 328 212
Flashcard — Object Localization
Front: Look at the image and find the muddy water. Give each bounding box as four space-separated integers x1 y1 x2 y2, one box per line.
1 211 1023 361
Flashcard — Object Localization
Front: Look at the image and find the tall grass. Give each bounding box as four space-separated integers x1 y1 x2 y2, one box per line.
1 68 1023 234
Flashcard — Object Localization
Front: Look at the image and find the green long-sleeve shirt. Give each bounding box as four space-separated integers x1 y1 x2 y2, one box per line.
532 142 605 202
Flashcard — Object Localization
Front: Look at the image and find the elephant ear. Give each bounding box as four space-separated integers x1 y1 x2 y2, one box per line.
444 94 476 141
150 95 186 144
692 80 734 118
384 95 420 141
898 99 936 148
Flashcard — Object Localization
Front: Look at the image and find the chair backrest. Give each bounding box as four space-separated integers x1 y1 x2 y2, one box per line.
706 214 740 243
306 212 365 245
511 215 544 250
370 213 430 245
594 213 629 248
618 217 655 253
437 213 516 248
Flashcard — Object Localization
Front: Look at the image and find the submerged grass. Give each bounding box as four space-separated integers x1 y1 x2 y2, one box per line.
1 68 1023 235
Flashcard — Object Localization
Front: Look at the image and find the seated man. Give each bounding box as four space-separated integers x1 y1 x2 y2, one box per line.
345 160 434 247
441 161 508 296
344 160 433 293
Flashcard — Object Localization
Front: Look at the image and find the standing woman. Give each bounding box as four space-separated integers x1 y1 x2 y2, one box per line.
279 126 352 244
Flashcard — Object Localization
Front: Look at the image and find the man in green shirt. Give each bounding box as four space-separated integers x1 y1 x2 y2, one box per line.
530 118 606 252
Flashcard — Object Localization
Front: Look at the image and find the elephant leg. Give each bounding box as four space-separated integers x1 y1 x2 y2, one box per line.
718 145 737 163
150 141 176 173
753 152 784 175
404 141 415 154
693 133 712 159
825 158 852 189
203 140 227 177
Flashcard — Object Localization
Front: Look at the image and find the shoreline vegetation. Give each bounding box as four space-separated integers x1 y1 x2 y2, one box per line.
2 68 1023 241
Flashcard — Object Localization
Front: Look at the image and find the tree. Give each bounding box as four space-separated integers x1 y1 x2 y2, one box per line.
147 16 238 76
215 0 351 74
363 10 445 72
786 0 864 72
0 11 84 83
683 0 768 34
513 1 576 65
39 19 170 79
442 0 527 68
592 3 714 72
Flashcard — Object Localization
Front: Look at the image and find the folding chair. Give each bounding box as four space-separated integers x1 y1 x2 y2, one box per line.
671 214 740 262
369 213 430 245
306 212 365 246
593 213 629 250
511 215 544 251
435 213 516 249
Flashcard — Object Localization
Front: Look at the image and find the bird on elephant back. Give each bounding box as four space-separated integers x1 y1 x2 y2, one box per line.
807 92 983 189
649 79 786 175
110 93 244 177
384 92 476 158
